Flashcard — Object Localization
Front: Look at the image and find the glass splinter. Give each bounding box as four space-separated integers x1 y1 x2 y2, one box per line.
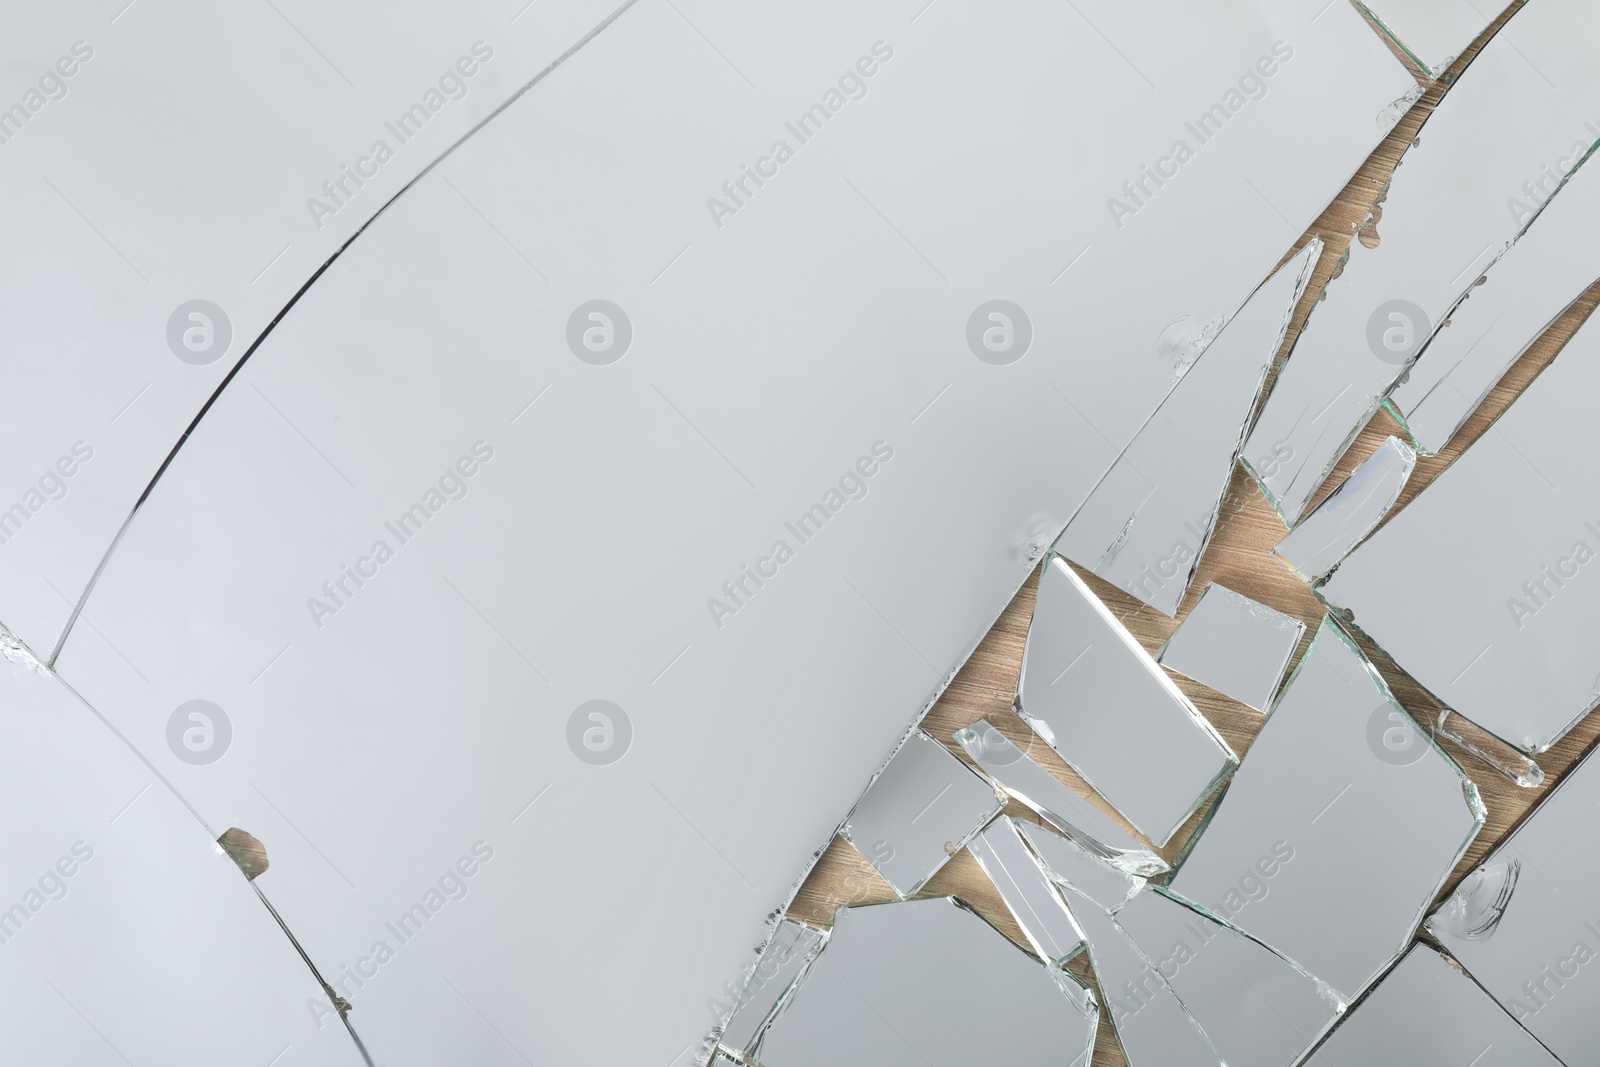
954 719 1168 877
1165 617 1484 1005
1014 817 1145 915
968 818 1086 966
1058 885 1222 1067
755 898 1097 1067
1019 556 1237 847
1114 888 1340 1067
1272 436 1415 585
716 919 828 1057
1390 142 1600 455
841 729 1005 898
1424 740 1600 1062
1054 241 1320 617
1320 306 1600 757
1157 583 1305 712
1354 0 1497 79
1310 944 1561 1066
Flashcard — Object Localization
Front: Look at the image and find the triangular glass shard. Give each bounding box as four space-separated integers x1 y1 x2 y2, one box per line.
1014 818 1145 915
968 818 1086 966
1424 741 1600 1062
715 919 828 1058
1019 556 1236 847
1320 310 1600 756
1115 888 1340 1067
1272 436 1415 584
1165 617 1484 1003
755 898 1097 1067
1157 583 1305 711
1243 0 1600 523
1311 944 1562 1066
1060 886 1222 1067
1055 241 1320 617
1355 0 1500 78
842 730 1005 899
954 719 1168 877
1392 145 1600 455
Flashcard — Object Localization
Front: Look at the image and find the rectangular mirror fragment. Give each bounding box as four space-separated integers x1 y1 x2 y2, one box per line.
954 719 1168 876
1271 435 1415 585
842 729 1005 899
968 819 1086 967
1020 557 1236 847
1158 583 1305 711
1166 617 1483 1004
755 898 1097 1067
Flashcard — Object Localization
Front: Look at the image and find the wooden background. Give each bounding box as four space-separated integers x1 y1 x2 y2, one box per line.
781 3 1600 1062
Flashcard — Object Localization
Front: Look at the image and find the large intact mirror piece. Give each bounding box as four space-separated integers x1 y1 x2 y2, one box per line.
842 730 1004 899
755 898 1097 1067
1019 557 1236 847
1157 584 1305 711
1425 742 1600 1063
1166 618 1483 1003
1062 885 1222 1067
1320 310 1600 756
1310 944 1561 1067
1392 147 1600 454
1271 436 1415 585
954 720 1168 877
1114 888 1339 1067
1243 0 1600 523
968 819 1086 967
715 919 827 1059
1055 241 1320 617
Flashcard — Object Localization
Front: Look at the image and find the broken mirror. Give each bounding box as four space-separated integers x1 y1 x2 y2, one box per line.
1054 241 1320 617
1243 0 1600 524
754 897 1097 1067
1165 617 1483 1004
1321 310 1600 756
953 719 1168 876
714 919 827 1059
1272 435 1415 585
1157 583 1305 711
1426 740 1600 1063
967 817 1086 966
1019 556 1236 846
842 729 1004 898
1310 943 1561 1067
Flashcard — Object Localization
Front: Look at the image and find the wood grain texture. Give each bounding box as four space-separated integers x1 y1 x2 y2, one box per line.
780 3 1600 1063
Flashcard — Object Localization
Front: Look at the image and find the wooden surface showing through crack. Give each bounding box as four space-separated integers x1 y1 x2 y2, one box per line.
781 3 1600 1063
